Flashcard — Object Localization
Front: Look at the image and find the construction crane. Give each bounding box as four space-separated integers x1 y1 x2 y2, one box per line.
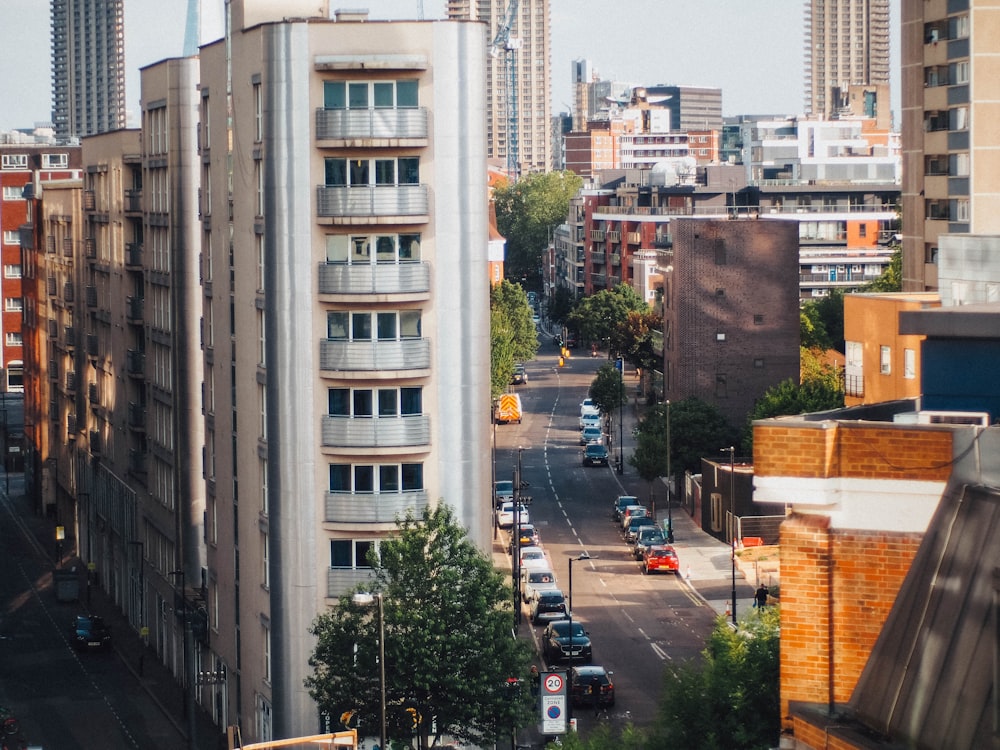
489 0 521 180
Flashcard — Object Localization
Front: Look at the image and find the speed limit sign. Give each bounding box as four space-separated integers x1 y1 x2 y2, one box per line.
543 673 564 693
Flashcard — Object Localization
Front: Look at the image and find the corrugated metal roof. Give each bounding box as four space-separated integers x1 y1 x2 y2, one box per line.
849 481 999 749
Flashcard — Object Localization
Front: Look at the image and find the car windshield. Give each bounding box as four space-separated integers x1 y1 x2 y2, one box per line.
539 592 565 603
552 621 586 637
495 481 513 495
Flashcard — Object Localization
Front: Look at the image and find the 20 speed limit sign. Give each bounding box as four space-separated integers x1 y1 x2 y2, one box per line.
543 673 564 693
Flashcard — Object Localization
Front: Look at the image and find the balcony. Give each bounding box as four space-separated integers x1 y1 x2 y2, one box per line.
124 189 142 214
126 295 144 324
128 402 146 431
85 237 96 260
129 449 147 476
606 230 621 242
319 338 430 374
65 371 76 393
324 489 430 524
591 250 606 264
627 231 642 244
610 253 621 266
318 262 429 296
86 286 97 308
86 333 99 359
589 229 605 242
125 242 143 269
315 107 428 142
316 185 428 222
321 414 430 449
126 349 145 378
327 568 375 599
63 282 74 303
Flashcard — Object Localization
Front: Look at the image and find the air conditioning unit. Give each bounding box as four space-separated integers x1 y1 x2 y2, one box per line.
917 410 990 426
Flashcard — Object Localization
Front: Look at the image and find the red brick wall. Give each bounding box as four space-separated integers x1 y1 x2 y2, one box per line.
792 716 863 750
780 515 922 728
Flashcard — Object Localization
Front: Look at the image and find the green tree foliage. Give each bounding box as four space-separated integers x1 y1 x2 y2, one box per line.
799 305 830 351
863 246 902 292
546 285 577 328
306 505 536 750
749 377 844 424
812 289 845 353
494 171 583 288
588 362 627 416
618 309 664 374
567 284 651 355
800 347 843 392
648 609 781 750
490 280 539 398
544 723 648 750
632 398 738 477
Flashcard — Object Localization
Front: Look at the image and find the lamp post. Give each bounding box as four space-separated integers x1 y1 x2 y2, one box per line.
354 592 387 750
513 447 523 628
665 401 673 543
721 446 737 625
567 552 592 722
616 357 624 475
169 569 196 747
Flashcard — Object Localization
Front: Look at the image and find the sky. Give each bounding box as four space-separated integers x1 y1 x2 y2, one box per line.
0 0 900 132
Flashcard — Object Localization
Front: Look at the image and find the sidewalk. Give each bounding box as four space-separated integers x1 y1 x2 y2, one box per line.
7 479 223 750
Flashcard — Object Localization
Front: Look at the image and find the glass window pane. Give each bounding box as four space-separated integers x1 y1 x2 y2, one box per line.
352 313 371 340
373 82 394 108
351 236 370 264
377 312 397 340
323 81 346 109
328 389 350 415
325 158 347 186
374 159 395 186
329 464 351 491
355 540 374 568
348 83 369 109
326 235 349 263
375 236 396 263
354 465 374 492
327 312 349 339
400 387 421 415
349 159 369 186
396 80 418 108
379 465 399 492
399 310 421 338
330 539 351 567
378 389 398 416
353 390 373 417
398 157 419 184
398 234 421 261
401 463 423 490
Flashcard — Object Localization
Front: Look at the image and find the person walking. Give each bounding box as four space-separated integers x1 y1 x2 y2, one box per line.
754 583 769 609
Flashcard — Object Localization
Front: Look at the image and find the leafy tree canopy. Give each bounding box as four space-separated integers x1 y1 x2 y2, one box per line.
567 284 651 355
494 171 583 289
546 285 577 328
648 609 781 750
804 289 845 353
490 280 538 398
618 309 663 374
589 362 627 416
863 245 902 292
307 505 535 750
632 398 738 477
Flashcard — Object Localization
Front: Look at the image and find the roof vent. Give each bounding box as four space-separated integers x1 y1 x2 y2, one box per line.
334 8 369 22
917 410 990 426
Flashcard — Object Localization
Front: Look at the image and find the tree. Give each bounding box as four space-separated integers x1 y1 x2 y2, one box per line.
588 362 626 417
812 289 845 353
741 376 844 454
618 309 663 375
648 609 781 750
490 280 539 398
628 411 667 506
863 245 902 292
799 306 830 351
493 171 583 289
546 285 577 329
307 505 536 750
567 284 651 354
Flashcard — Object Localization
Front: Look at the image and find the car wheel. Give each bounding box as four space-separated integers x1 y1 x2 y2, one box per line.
642 564 649 574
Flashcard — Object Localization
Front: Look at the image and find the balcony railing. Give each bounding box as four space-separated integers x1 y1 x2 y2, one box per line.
316 185 428 219
591 250 606 264
128 402 146 431
125 242 143 268
606 230 621 242
324 489 430 524
610 253 621 266
627 231 642 243
124 189 142 213
319 338 430 373
129 449 147 475
327 568 375 598
127 349 145 377
315 107 428 141
321 414 430 449
318 261 429 295
589 229 605 241
126 295 144 323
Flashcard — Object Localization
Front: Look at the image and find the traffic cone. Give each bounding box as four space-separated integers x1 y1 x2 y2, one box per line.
685 565 691 580
725 601 731 617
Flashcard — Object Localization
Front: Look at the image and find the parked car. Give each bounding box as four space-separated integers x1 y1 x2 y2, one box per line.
496 501 530 529
579 413 601 432
580 426 603 446
511 364 528 385
582 443 609 467
519 546 549 570
612 495 640 522
542 620 592 664
521 568 558 603
633 526 667 560
568 665 615 707
642 545 680 574
72 614 111 652
530 589 568 625
623 515 656 543
620 505 648 530
579 399 600 428
494 480 515 506
508 523 540 554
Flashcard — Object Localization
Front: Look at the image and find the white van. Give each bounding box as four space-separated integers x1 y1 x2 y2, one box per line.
521 568 558 603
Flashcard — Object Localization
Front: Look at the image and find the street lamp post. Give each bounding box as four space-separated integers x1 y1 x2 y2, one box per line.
617 357 624 475
169 569 197 748
721 446 737 626
567 552 592 722
354 592 387 750
665 401 673 542
513 447 524 628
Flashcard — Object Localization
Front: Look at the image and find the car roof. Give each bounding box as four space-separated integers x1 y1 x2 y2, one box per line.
647 545 677 555
537 589 565 599
548 619 585 632
586 443 607 452
572 665 607 677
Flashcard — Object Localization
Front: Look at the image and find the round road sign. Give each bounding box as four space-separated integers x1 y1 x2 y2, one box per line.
544 673 564 693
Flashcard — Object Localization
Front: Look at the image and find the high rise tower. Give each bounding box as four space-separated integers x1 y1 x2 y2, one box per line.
804 0 890 119
448 0 552 175
50 0 127 141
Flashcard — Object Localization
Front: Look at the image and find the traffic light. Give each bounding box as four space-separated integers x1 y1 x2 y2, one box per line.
405 707 420 728
558 356 564 367
340 710 354 728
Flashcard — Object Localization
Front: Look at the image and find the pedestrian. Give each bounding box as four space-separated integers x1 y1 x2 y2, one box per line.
754 583 769 609
590 674 603 716
529 665 540 700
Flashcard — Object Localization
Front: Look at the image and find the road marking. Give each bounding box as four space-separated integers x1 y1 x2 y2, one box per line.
651 643 671 661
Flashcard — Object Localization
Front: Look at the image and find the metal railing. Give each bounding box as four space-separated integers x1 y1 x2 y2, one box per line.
318 262 429 295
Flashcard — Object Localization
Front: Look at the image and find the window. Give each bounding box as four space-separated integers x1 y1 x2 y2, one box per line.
253 82 263 141
330 539 376 568
262 623 271 683
715 373 727 397
951 61 969 85
4 298 22 312
324 79 418 110
327 311 421 340
328 387 421 416
324 157 419 187
2 230 20 246
951 106 969 131
5 332 22 347
950 152 970 177
904 348 916 380
1 154 27 169
2 186 25 200
955 199 970 223
879 345 891 374
42 153 69 169
325 233 421 264
329 462 423 492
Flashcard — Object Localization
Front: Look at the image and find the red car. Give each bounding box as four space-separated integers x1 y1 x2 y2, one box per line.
642 545 679 574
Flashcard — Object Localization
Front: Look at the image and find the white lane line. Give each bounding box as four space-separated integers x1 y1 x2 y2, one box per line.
651 643 671 661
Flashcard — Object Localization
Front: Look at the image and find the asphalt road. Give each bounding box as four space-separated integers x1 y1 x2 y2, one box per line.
494 347 722 740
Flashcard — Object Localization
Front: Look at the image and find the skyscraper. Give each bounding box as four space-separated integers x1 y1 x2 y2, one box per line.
804 0 890 119
448 0 552 175
50 0 127 141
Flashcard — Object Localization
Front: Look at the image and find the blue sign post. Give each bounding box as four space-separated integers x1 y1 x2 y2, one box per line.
540 671 568 735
